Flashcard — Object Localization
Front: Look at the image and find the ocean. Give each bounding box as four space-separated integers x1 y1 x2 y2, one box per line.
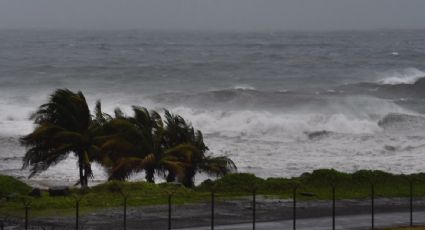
1 29 425 187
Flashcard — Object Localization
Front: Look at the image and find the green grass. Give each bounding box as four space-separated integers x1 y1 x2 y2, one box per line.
2 169 425 218
198 169 425 200
0 175 31 197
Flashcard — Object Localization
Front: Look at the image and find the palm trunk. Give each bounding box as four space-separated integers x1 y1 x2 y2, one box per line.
166 172 176 182
82 168 88 188
78 155 85 188
78 153 88 188
145 168 155 183
182 168 196 188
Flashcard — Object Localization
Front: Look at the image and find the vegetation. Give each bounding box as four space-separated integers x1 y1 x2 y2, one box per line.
0 175 31 198
20 89 105 188
102 107 236 187
2 169 425 218
197 169 425 199
20 89 236 188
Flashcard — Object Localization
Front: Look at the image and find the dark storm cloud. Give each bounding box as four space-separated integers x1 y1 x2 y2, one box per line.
1 0 425 31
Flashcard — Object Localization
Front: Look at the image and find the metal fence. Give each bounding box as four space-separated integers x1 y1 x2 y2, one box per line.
0 181 422 230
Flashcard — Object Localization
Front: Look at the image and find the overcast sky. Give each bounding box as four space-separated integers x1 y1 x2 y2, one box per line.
1 0 425 31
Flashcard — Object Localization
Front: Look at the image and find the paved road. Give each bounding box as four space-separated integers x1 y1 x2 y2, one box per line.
178 211 425 230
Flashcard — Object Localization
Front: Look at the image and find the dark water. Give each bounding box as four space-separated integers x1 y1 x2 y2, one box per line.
1 29 425 186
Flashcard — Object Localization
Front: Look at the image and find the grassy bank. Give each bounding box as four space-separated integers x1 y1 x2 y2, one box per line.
2 169 425 217
0 175 32 198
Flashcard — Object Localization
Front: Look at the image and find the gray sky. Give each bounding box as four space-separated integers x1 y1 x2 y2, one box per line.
1 0 425 31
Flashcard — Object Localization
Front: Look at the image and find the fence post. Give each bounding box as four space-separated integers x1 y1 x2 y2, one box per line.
73 194 83 230
0 198 3 230
123 196 127 230
119 187 129 230
211 191 215 230
76 199 80 230
332 185 336 230
252 189 256 230
166 186 179 230
168 193 172 230
22 198 31 230
24 205 29 230
371 183 375 230
409 180 413 227
293 186 297 230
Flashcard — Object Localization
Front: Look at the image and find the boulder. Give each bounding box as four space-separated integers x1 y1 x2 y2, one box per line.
28 188 41 198
48 186 70 197
300 192 316 197
5 193 18 201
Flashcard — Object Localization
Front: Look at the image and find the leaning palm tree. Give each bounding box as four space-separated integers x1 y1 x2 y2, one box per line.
99 107 236 187
20 89 106 188
99 107 186 183
127 106 164 182
162 110 236 187
165 144 236 187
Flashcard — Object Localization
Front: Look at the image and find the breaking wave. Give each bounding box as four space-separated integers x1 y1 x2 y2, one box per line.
377 68 425 85
232 85 256 90
336 68 425 100
170 107 404 142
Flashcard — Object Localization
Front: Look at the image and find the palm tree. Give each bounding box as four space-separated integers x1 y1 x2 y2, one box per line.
20 89 106 188
167 145 237 187
162 111 236 187
103 108 236 186
100 107 186 183
20 89 237 188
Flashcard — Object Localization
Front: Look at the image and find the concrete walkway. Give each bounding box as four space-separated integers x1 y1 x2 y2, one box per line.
178 211 425 230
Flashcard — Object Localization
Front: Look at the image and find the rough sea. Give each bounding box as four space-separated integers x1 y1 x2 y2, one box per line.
1 29 425 187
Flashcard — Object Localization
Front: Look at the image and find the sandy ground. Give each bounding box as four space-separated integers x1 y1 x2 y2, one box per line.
3 197 425 229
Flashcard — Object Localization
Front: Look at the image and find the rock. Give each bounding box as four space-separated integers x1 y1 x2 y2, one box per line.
28 188 41 197
6 193 18 201
305 130 331 140
384 145 397 151
48 186 70 197
300 192 316 197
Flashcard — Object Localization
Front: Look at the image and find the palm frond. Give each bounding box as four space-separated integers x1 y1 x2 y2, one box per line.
92 100 112 126
109 154 156 180
114 108 126 118
200 155 237 177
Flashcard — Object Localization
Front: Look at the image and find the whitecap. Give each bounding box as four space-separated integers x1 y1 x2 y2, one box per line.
232 85 256 90
377 68 425 85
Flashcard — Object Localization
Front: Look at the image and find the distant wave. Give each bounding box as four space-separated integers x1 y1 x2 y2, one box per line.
373 76 425 98
232 85 256 90
376 68 425 85
336 69 425 99
150 87 322 111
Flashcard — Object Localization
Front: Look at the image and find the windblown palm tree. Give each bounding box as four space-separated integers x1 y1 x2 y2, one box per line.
100 107 186 183
20 89 107 188
162 111 236 187
102 108 236 187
